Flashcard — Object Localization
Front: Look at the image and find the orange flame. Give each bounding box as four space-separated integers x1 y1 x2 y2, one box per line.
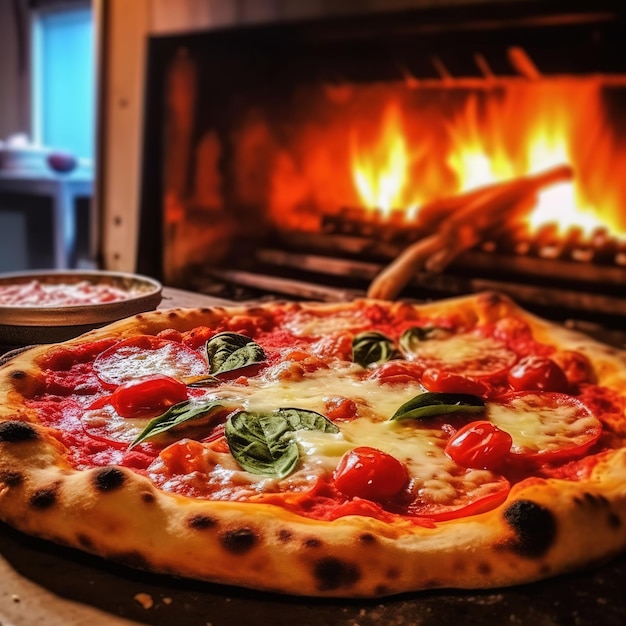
350 103 422 220
350 82 626 241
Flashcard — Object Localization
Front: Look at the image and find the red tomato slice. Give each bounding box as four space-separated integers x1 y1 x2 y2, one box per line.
405 331 517 382
81 405 146 449
406 473 511 522
487 391 602 466
333 446 409 503
93 335 207 387
110 374 188 418
507 356 570 393
445 420 513 471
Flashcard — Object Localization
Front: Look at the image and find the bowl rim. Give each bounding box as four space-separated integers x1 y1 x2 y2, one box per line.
0 269 162 327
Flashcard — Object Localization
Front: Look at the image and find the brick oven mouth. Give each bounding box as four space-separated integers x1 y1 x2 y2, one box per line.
137 0 626 327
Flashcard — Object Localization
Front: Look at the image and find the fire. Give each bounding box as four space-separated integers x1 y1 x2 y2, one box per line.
350 103 421 220
350 82 626 242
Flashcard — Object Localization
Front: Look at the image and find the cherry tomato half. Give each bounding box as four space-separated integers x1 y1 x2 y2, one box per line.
507 356 570 393
324 396 358 421
445 420 513 471
110 374 188 418
421 368 492 398
368 361 423 385
333 446 409 503
159 439 210 475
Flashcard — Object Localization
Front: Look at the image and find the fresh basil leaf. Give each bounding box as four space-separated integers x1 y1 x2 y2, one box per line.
225 408 339 478
129 400 226 448
206 332 266 375
352 331 397 368
399 325 452 354
390 392 485 422
275 407 340 435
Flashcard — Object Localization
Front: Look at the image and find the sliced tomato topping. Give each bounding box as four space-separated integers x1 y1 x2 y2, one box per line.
406 473 511 521
404 331 517 382
81 405 145 449
333 446 409 503
445 420 513 471
487 391 602 466
109 374 189 418
507 356 570 393
93 335 207 387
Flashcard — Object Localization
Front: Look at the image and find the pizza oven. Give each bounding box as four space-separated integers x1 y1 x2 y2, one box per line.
115 0 626 327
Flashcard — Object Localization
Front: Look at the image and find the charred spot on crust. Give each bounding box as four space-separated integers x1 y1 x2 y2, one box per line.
503 500 556 557
477 561 492 575
304 537 322 549
30 485 58 509
0 421 39 442
277 528 292 543
140 491 155 504
113 551 150 570
313 557 360 591
607 512 622 529
220 527 258 554
188 514 217 530
422 579 443 589
0 470 23 487
579 492 609 507
93 467 126 492
9 370 27 380
77 533 94 549
359 533 377 545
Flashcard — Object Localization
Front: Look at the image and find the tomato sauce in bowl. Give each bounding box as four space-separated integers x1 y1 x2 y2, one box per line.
0 270 162 346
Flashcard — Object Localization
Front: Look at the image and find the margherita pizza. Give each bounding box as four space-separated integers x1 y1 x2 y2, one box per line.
1 291 626 597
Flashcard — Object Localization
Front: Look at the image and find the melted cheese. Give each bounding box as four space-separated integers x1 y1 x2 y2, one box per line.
200 363 420 417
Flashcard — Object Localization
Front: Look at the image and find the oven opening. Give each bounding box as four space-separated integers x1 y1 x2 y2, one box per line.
138 1 626 326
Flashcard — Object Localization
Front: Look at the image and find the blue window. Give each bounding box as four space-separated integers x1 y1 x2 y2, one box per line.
32 5 94 160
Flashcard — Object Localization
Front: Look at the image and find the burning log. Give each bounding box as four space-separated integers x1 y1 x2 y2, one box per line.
367 164 574 300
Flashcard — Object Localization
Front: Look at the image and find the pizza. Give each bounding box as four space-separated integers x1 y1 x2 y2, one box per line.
1 291 626 598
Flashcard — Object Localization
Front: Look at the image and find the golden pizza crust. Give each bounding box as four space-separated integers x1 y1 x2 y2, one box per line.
1 292 626 597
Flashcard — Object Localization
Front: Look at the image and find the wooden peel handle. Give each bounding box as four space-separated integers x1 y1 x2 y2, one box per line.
413 164 572 233
367 164 574 300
